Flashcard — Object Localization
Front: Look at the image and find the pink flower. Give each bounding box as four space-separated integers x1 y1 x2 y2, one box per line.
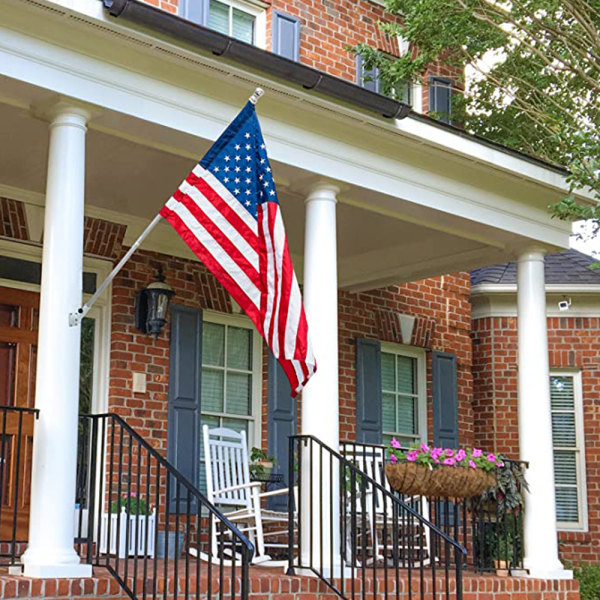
431 447 443 459
443 457 455 466
420 442 430 453
486 453 496 463
472 448 483 458
433 457 440 464
390 438 401 449
406 450 419 462
444 449 454 457
496 461 505 468
390 454 398 464
455 449 467 462
469 460 477 469
130 492 137 498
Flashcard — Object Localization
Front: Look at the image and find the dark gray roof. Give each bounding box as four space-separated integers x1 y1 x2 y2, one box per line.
471 249 600 286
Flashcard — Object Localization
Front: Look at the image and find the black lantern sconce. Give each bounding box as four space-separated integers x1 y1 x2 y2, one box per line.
135 268 175 338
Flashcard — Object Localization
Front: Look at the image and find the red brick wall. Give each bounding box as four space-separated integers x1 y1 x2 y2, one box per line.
472 314 600 565
138 0 462 108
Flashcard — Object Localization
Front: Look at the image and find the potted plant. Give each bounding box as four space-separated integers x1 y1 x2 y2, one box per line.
492 533 514 576
385 441 500 498
249 447 278 480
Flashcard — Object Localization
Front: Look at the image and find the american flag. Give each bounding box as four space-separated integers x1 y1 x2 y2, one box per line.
160 101 316 396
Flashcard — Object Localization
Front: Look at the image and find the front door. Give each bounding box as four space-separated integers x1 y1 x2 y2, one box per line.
0 286 38 541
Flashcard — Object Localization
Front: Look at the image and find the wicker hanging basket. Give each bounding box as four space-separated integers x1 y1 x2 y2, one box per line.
385 463 496 498
384 463 435 496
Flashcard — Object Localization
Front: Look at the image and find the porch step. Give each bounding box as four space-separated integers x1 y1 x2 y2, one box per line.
0 566 580 600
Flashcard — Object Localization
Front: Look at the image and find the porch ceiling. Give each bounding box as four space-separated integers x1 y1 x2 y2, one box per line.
0 69 569 291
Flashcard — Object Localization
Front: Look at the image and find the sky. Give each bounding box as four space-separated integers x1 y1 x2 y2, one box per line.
571 221 599 258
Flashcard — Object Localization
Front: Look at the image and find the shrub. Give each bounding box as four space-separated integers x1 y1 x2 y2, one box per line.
574 564 600 600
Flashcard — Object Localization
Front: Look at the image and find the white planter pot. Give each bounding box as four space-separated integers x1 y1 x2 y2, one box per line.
99 508 156 558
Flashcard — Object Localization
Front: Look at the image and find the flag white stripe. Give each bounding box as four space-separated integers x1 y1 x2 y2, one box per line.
290 360 305 392
193 165 258 234
179 181 259 271
261 207 278 357
271 209 286 357
166 198 261 309
284 280 303 357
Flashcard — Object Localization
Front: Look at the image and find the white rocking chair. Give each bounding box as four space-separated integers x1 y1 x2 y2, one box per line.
341 443 431 567
201 425 291 565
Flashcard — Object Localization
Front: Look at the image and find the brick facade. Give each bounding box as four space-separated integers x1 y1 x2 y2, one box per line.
472 314 600 565
138 0 462 108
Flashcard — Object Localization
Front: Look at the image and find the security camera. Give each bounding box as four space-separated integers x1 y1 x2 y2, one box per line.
558 298 571 312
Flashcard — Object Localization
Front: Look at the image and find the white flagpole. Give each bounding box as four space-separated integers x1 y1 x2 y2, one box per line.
69 87 265 326
69 213 163 326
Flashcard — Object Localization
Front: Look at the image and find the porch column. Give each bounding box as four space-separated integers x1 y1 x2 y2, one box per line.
517 248 568 579
301 182 339 572
21 102 92 578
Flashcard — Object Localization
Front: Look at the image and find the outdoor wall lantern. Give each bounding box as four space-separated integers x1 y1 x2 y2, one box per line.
135 268 175 338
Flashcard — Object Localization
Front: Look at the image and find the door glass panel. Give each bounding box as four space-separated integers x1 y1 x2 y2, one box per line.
79 317 95 414
0 305 19 328
0 343 16 406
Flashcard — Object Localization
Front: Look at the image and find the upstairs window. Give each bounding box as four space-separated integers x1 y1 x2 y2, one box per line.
356 55 412 105
428 76 453 124
208 0 255 44
550 372 587 530
181 0 262 45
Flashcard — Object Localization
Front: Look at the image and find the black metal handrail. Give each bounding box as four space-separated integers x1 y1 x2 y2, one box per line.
340 441 527 574
288 435 466 600
76 413 254 600
0 405 39 566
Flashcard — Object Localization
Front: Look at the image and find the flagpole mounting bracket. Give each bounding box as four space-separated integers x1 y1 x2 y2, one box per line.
249 88 264 105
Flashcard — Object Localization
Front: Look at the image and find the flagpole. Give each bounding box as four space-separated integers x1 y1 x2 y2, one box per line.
69 213 163 326
69 87 265 327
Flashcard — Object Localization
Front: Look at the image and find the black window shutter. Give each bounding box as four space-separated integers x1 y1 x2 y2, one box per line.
272 11 301 62
267 352 297 510
432 351 459 447
356 55 380 94
167 304 203 512
356 339 383 444
429 77 453 124
180 0 209 26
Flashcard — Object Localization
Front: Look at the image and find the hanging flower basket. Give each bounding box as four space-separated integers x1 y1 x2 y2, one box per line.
385 442 500 499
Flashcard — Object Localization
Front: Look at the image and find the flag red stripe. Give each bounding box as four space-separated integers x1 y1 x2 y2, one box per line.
173 189 262 289
160 205 263 331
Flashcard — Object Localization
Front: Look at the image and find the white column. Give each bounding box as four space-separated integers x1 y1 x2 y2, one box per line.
21 103 92 578
517 248 569 579
300 183 340 573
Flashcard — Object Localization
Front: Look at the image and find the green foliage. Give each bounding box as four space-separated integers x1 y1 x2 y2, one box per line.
249 447 277 479
111 492 150 515
353 0 600 228
574 564 600 600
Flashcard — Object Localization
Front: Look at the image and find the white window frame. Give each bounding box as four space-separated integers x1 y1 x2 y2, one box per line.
550 369 588 532
201 310 263 449
380 342 427 445
204 0 267 49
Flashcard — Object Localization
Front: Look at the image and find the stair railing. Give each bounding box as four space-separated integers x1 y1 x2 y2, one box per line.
76 413 254 600
288 435 466 600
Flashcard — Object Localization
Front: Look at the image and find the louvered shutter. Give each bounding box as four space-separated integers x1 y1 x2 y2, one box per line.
180 0 209 26
272 11 301 61
356 339 383 444
550 375 580 523
167 305 203 512
432 352 459 447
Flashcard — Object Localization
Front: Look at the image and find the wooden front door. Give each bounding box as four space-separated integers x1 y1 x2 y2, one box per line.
0 287 38 541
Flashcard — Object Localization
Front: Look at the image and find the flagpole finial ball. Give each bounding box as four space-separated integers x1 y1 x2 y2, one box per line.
249 88 264 105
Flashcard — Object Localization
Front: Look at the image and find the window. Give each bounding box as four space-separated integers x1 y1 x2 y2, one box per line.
428 76 453 124
380 344 426 446
199 313 262 490
208 0 255 44
356 55 412 105
550 372 587 530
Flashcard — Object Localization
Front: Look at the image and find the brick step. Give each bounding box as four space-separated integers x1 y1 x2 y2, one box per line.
0 566 580 600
